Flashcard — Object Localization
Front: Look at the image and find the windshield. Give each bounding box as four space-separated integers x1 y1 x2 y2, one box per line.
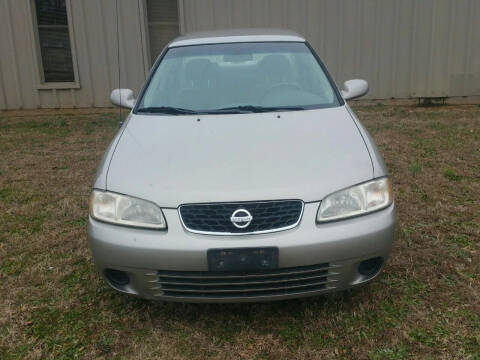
136 42 340 114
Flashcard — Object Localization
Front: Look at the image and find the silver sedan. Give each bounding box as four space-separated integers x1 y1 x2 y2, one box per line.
88 29 395 302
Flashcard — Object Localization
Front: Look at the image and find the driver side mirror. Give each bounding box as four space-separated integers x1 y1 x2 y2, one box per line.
340 79 369 100
110 88 136 109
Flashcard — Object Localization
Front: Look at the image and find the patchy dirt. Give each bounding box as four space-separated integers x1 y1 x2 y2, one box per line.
0 105 479 359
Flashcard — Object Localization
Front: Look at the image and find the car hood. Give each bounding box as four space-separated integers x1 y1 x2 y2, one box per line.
106 106 373 207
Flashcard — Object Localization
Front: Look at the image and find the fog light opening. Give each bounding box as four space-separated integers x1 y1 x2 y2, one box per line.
104 268 130 288
358 257 383 277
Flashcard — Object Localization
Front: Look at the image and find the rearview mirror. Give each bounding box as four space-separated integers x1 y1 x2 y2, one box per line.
110 88 136 109
340 80 369 100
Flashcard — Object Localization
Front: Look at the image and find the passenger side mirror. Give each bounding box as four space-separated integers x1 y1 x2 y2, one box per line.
340 80 369 100
110 88 136 109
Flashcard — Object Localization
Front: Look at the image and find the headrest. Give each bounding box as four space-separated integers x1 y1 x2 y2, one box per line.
185 59 214 83
259 54 293 79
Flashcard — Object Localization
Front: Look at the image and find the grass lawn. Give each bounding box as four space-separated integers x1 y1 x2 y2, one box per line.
0 104 479 359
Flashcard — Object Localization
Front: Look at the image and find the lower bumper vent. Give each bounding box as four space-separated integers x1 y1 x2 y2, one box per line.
146 263 340 300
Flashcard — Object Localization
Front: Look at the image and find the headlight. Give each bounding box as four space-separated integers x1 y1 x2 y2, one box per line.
89 190 167 229
317 177 392 222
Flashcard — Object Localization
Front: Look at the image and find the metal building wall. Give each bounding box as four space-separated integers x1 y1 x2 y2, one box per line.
1 0 479 109
181 0 480 100
0 0 150 109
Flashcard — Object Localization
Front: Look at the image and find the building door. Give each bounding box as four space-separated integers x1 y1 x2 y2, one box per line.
146 0 180 64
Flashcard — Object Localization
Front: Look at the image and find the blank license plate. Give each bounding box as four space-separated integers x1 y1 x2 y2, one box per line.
207 247 279 272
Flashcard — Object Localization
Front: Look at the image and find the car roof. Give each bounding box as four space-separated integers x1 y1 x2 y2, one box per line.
168 29 306 47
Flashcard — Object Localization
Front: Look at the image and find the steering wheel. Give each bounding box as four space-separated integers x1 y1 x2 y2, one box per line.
261 83 303 103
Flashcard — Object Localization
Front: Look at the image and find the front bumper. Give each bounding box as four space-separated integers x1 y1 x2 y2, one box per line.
87 202 395 302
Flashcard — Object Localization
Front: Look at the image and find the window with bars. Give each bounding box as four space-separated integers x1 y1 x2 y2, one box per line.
147 0 180 64
33 0 75 83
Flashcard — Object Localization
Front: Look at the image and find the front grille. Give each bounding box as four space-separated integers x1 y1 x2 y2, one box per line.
146 263 340 299
179 200 303 234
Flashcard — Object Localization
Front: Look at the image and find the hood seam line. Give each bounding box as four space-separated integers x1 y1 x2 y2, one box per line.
345 105 375 179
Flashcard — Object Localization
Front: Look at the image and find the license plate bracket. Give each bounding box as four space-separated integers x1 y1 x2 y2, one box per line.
207 247 279 272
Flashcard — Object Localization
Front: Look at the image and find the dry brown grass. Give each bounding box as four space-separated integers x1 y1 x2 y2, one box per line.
0 105 479 359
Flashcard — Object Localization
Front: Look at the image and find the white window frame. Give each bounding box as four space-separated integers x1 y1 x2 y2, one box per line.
28 0 80 89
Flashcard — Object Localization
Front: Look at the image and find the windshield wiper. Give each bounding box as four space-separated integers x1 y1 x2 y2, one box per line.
206 105 307 114
137 105 308 115
136 106 199 115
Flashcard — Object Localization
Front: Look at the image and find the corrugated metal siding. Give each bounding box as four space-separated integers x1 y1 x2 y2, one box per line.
180 0 480 100
0 0 479 109
0 0 149 109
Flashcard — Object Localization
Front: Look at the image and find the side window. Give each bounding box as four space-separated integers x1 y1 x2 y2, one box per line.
32 0 76 83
